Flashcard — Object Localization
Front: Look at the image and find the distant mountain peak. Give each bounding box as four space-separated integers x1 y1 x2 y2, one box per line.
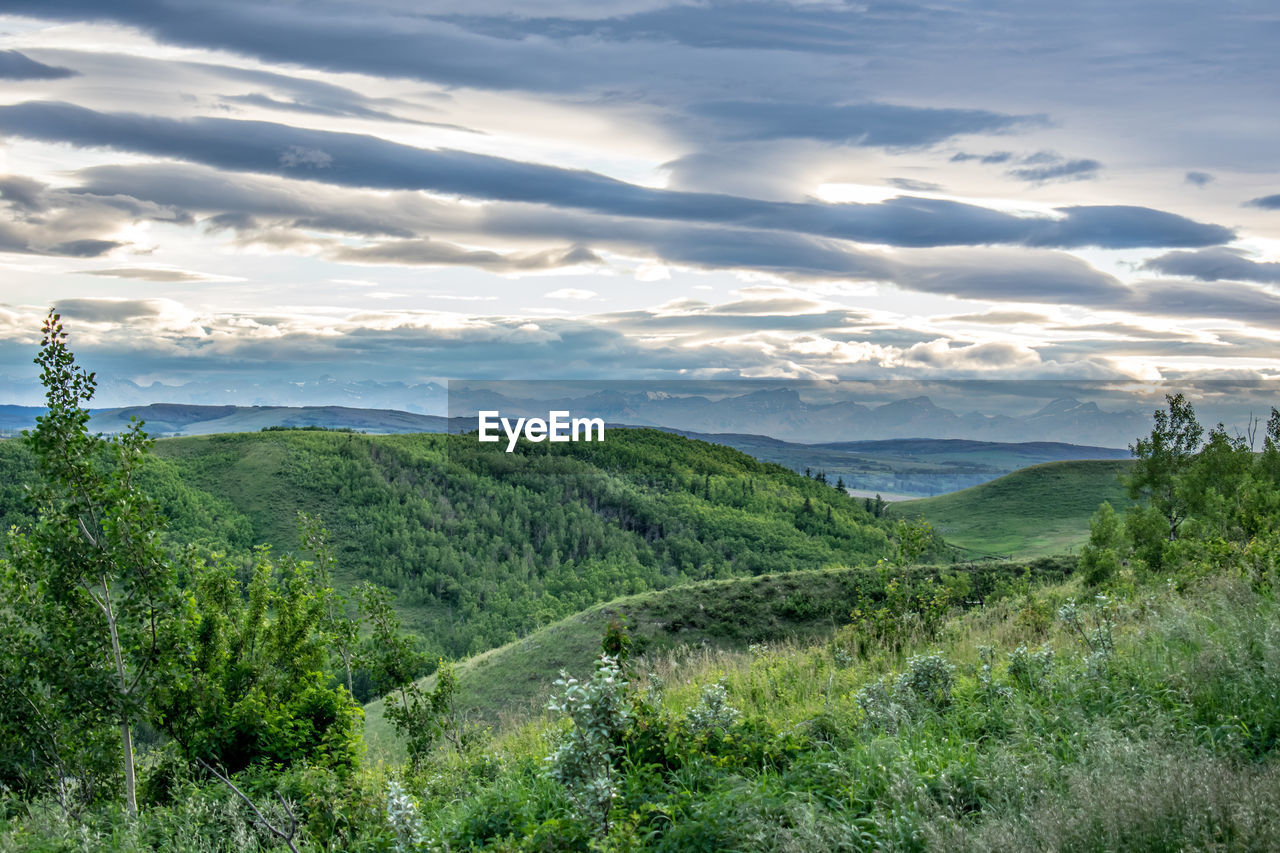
1032 398 1101 418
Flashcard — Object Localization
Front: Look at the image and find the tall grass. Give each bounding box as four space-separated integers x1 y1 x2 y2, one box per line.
5 573 1278 850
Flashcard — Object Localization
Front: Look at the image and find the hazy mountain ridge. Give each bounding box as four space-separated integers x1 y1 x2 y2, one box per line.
0 401 1131 496
449 387 1147 446
0 403 452 437
0 375 449 411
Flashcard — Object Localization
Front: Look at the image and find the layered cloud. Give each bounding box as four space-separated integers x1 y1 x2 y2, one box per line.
0 1 1276 394
0 49 75 80
0 102 1233 252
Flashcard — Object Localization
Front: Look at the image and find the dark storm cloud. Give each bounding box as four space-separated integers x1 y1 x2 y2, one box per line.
953 150 1101 183
695 101 1044 146
1185 171 1213 187
1142 248 1280 284
0 50 77 80
1246 194 1280 210
2 103 1229 250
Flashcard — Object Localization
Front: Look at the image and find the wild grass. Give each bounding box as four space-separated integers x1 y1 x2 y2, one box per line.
6 569 1277 851
400 571 1280 851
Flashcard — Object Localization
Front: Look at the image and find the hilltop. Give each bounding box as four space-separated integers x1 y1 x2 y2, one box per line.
897 459 1135 558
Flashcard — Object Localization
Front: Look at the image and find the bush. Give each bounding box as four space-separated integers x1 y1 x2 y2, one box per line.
544 655 632 835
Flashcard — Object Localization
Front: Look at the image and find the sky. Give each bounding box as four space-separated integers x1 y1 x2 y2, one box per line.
0 1 1278 406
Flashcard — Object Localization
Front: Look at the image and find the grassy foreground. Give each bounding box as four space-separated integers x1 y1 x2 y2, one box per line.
897 459 1134 558
362 557 1075 757
8 558 1278 851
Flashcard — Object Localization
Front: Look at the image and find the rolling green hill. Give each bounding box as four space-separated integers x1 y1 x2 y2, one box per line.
362 555 1075 755
0 428 913 672
896 458 1134 558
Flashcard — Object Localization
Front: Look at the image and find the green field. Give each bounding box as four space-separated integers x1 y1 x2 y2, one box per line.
897 458 1134 558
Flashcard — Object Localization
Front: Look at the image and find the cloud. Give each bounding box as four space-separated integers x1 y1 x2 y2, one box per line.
950 151 1014 164
80 267 233 283
896 249 1124 302
1007 156 1101 183
941 311 1052 324
1120 279 1280 327
0 176 48 213
0 50 77 80
887 178 944 192
52 297 185 324
545 288 598 299
0 103 1230 251
1142 248 1280 284
1024 205 1228 249
1185 171 1213 187
695 100 1045 146
955 149 1101 183
278 145 333 168
61 162 1248 322
330 239 600 271
0 172 190 258
901 339 1042 370
1246 194 1280 210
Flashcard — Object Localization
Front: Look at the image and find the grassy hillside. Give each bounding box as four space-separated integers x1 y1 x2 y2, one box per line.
387 571 1279 852
362 556 1075 756
0 428 913 669
896 459 1134 558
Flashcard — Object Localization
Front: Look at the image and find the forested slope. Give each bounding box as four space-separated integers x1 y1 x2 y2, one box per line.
0 428 917 661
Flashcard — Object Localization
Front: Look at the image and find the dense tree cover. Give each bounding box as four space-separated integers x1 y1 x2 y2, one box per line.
1 421 921 670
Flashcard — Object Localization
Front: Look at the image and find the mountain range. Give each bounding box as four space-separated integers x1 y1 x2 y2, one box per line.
448 387 1147 447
